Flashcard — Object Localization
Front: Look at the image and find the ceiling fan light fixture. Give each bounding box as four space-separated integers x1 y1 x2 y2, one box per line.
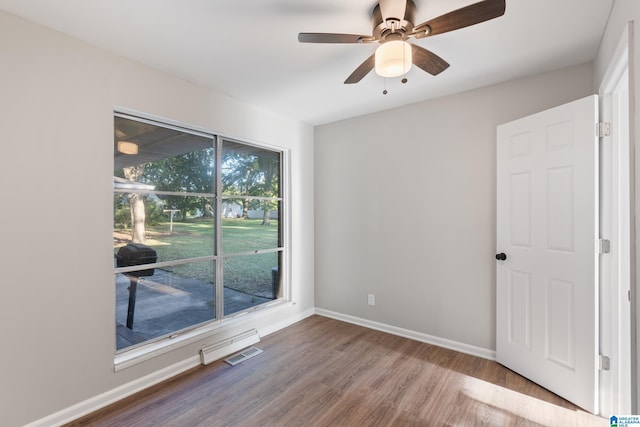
375 40 412 78
117 141 139 155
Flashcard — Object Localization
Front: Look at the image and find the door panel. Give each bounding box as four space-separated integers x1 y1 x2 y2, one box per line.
496 95 599 413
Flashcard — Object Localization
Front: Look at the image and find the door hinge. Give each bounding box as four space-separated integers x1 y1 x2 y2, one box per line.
597 121 611 138
598 238 611 254
599 354 611 371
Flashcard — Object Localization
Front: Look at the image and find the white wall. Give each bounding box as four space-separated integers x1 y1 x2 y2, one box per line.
0 11 314 427
594 0 640 412
315 63 594 353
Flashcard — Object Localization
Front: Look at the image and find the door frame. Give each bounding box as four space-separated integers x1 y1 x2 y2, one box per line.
598 21 635 415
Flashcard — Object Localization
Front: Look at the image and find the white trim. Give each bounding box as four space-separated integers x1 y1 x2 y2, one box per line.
25 356 200 427
259 307 315 337
281 148 292 302
598 21 634 416
114 109 214 139
314 308 496 361
600 24 630 94
27 307 485 426
114 300 293 371
113 111 293 369
114 106 287 153
29 308 314 427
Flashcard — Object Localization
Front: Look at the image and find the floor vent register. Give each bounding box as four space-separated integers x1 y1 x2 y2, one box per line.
224 346 263 366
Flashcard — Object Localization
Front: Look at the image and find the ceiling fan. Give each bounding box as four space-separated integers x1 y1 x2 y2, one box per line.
298 0 506 84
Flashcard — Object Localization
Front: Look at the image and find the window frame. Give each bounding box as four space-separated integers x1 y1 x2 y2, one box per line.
113 110 291 371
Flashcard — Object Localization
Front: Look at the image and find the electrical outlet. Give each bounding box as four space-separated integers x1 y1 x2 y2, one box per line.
368 294 375 306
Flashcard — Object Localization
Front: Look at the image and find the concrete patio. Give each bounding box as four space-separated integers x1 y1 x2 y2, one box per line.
115 269 273 350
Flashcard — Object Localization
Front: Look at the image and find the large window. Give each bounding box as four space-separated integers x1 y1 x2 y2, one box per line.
114 114 285 352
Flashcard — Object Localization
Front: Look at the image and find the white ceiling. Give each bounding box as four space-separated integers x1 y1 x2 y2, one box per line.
0 0 613 125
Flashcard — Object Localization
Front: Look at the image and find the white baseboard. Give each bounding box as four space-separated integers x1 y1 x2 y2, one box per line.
314 308 496 361
24 356 201 427
258 306 316 337
25 307 487 427
26 308 314 427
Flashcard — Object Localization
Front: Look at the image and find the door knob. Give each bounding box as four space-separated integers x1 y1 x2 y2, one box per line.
495 252 507 261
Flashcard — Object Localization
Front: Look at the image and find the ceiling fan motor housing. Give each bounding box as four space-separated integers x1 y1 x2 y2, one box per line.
297 0 505 83
373 0 416 41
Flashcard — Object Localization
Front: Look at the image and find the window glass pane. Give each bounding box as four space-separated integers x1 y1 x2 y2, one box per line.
115 115 217 352
116 259 215 351
221 214 279 254
114 115 286 354
114 194 215 263
115 116 215 194
221 140 281 253
223 252 281 317
221 140 280 199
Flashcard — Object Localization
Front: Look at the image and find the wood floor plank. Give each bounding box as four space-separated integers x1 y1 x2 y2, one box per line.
66 315 606 426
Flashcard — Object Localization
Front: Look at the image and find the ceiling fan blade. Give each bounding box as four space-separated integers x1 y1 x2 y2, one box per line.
344 53 376 84
298 33 373 43
414 0 505 37
411 44 450 76
379 0 407 24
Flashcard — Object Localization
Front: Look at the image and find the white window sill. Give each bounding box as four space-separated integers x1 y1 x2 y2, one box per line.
114 299 289 371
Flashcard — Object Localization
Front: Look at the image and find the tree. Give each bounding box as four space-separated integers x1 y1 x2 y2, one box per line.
143 148 215 221
259 157 278 226
221 153 258 219
221 146 279 225
123 165 146 243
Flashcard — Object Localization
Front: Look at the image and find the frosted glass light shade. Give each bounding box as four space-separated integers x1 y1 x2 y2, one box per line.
375 40 412 77
117 141 139 155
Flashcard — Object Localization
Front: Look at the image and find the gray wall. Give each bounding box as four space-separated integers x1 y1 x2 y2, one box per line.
315 63 595 353
0 11 315 427
5 1 640 424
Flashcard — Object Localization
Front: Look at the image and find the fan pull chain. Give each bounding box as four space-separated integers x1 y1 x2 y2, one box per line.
402 42 408 84
383 78 388 95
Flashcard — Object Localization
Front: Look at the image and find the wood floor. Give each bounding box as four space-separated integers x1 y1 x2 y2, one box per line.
67 315 606 426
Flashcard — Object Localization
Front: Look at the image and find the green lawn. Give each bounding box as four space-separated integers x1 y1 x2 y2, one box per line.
115 218 279 296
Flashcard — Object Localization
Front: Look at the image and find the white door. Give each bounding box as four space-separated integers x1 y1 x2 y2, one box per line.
496 95 599 413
